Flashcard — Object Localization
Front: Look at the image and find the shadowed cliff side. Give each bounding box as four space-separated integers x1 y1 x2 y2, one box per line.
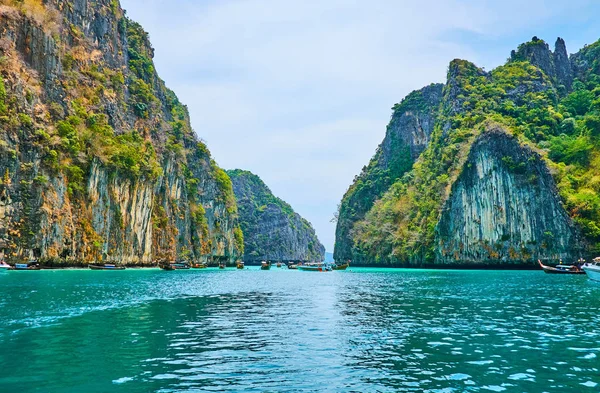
227 169 325 263
334 83 443 262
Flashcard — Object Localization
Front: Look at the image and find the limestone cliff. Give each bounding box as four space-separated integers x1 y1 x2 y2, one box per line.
342 36 600 266
436 128 582 265
0 0 243 265
227 169 324 263
334 83 443 261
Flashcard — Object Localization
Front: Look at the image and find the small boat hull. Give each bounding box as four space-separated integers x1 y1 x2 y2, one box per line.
236 263 245 269
332 263 349 271
89 264 126 270
298 265 332 272
583 264 600 282
538 260 585 275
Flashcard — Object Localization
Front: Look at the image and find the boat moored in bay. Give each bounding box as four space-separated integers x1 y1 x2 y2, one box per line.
332 261 350 271
583 258 600 282
0 260 10 272
298 262 332 272
260 261 271 270
89 264 126 270
538 260 585 275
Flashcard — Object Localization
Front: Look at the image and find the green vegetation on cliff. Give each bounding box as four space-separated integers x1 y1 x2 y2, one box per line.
338 37 600 265
227 169 324 262
334 83 443 261
0 0 242 264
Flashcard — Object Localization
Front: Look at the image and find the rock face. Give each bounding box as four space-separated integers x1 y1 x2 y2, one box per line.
334 83 443 261
510 36 573 90
0 1 242 265
227 169 325 263
340 36 600 266
436 128 582 265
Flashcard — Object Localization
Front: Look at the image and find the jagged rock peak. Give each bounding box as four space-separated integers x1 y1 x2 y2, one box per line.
510 36 573 90
554 37 573 89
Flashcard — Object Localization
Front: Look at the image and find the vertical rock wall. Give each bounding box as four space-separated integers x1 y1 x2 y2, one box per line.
436 129 582 265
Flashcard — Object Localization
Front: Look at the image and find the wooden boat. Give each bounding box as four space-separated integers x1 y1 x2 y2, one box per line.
298 262 332 272
583 260 600 282
160 263 176 271
173 262 190 270
538 260 584 275
89 264 126 270
219 263 226 269
276 262 282 268
191 263 207 269
260 261 271 270
236 261 245 269
13 260 41 270
332 262 349 271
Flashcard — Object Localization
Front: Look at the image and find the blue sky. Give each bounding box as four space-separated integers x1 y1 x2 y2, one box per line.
120 0 600 252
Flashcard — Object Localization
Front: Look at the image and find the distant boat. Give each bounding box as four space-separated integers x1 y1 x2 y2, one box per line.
276 262 282 268
236 261 245 269
538 260 584 275
332 261 350 271
160 262 191 270
219 262 226 269
191 263 207 269
0 260 10 272
13 260 41 270
298 262 332 272
260 261 271 270
89 264 126 270
583 259 600 282
287 263 298 270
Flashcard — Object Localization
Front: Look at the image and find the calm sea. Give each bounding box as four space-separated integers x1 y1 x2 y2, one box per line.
0 268 598 392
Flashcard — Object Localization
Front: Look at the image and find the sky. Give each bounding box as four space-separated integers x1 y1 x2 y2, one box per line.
120 0 600 252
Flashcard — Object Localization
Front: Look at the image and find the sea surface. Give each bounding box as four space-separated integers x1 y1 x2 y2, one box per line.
0 267 599 392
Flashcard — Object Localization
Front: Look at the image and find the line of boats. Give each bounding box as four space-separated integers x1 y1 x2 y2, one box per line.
259 261 349 271
8 258 598 281
0 260 350 272
538 259 600 281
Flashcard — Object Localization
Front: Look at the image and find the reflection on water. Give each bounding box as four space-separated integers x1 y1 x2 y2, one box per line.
0 268 599 392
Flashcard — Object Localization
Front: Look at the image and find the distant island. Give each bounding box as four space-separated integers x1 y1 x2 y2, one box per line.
227 169 324 263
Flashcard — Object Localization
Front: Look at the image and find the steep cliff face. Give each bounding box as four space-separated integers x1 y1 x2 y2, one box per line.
0 0 242 265
436 128 582 265
345 36 600 266
227 169 325 263
334 83 443 261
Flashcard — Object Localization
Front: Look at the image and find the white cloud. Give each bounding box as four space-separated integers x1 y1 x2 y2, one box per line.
120 0 600 251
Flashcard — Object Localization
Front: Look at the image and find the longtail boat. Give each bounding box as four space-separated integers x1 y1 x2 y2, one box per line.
89 264 126 270
260 261 271 270
298 262 332 272
538 260 584 275
332 262 349 271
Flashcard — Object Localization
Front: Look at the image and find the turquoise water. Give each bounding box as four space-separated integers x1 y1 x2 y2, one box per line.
0 268 599 392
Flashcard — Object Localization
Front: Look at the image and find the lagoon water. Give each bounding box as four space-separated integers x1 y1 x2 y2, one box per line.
0 268 599 392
